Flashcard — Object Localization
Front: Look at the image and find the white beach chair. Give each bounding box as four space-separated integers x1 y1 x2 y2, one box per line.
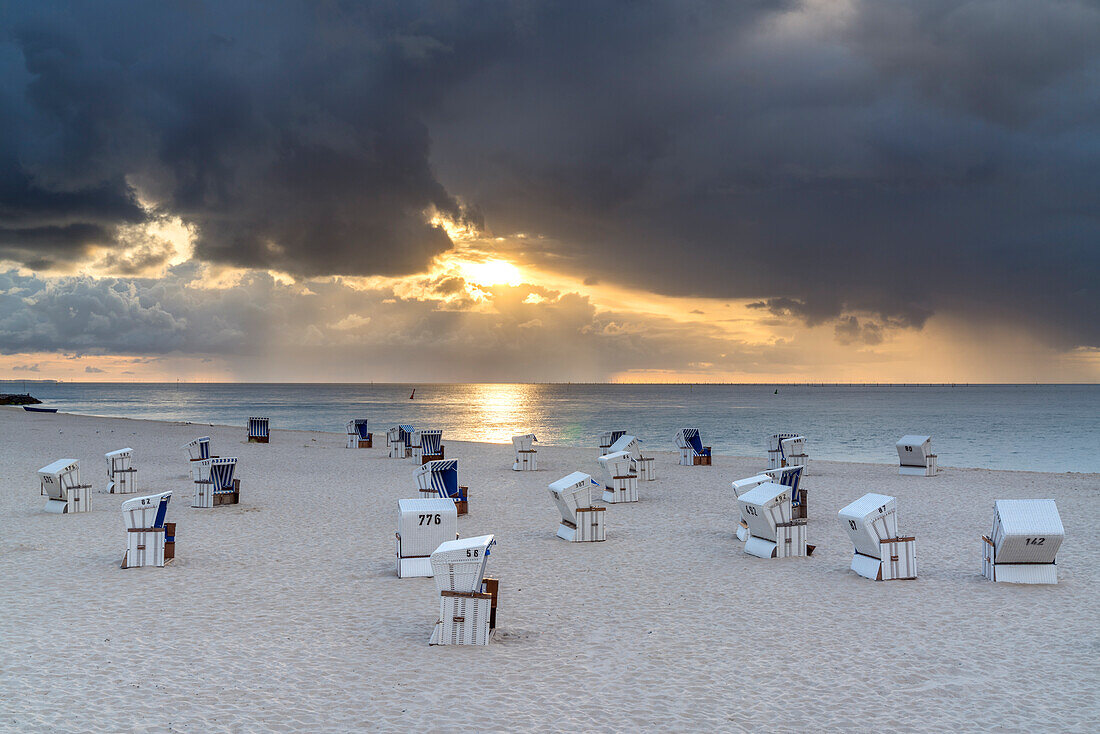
39 459 91 513
346 419 372 449
184 437 213 480
247 416 270 443
396 498 459 578
192 457 240 508
737 482 814 559
414 429 445 463
121 491 175 569
388 425 414 459
780 436 808 473
415 459 469 516
549 471 606 541
731 474 771 541
598 450 638 503
598 430 627 457
982 499 1063 584
897 435 938 476
767 432 802 470
609 434 656 481
762 465 808 520
838 493 916 581
428 535 499 646
676 428 712 466
512 433 538 471
105 448 137 494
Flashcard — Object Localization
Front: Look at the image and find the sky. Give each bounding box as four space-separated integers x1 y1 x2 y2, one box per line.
0 1 1097 383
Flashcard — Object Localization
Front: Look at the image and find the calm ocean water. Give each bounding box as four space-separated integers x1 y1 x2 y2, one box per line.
3 382 1097 473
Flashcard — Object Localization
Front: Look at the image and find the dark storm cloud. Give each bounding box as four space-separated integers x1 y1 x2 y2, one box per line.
0 1 494 275
428 0 1100 347
1 1 1098 348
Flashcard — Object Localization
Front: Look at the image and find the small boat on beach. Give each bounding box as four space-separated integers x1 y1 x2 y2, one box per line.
23 406 58 413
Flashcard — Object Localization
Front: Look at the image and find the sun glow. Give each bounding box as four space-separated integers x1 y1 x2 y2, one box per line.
457 259 523 287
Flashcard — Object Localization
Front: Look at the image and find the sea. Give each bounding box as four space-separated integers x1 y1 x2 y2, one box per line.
3 382 1097 473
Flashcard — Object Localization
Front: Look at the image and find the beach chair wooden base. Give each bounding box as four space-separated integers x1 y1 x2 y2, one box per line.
792 490 808 521
455 496 468 517
193 479 240 508
636 456 656 481
358 437 372 448
248 435 269 444
981 535 1057 583
121 525 175 568
430 592 494 646
899 455 937 476
745 520 813 559
513 450 538 471
693 452 712 466
851 538 916 580
602 475 638 504
108 468 138 494
44 485 91 514
557 507 606 541
421 448 445 465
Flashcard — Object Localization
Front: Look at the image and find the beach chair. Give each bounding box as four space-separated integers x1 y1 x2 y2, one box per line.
512 434 538 471
416 459 469 516
414 429 445 464
731 474 772 541
609 434 656 481
121 491 176 569
105 448 137 494
247 417 270 443
428 535 499 646
838 493 916 581
598 450 638 503
781 436 808 473
737 482 814 559
982 499 1063 584
39 459 91 513
897 435 938 476
767 433 801 469
184 437 213 479
762 465 807 520
676 428 712 466
346 419 372 449
388 425 414 459
598 430 627 457
396 498 459 577
192 457 240 508
549 471 606 541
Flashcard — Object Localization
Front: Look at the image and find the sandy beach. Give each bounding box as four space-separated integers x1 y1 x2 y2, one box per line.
1 407 1097 733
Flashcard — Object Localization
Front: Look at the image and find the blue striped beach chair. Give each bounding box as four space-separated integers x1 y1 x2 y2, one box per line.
598 430 627 456
193 457 240 508
248 417 269 443
388 425 415 458
346 419 372 449
676 428 712 466
416 459 469 516
121 490 175 568
763 465 806 519
415 429 445 463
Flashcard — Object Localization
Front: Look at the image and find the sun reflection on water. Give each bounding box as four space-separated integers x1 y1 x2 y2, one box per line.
458 383 538 443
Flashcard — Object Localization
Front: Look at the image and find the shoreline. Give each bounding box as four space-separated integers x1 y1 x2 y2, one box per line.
3 405 1094 477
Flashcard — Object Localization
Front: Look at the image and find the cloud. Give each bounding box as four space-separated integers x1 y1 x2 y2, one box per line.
12 363 40 371
84 365 105 373
0 0 1096 353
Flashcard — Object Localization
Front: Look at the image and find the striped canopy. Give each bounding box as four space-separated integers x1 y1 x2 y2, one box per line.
426 460 464 500
419 429 443 453
248 417 269 437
